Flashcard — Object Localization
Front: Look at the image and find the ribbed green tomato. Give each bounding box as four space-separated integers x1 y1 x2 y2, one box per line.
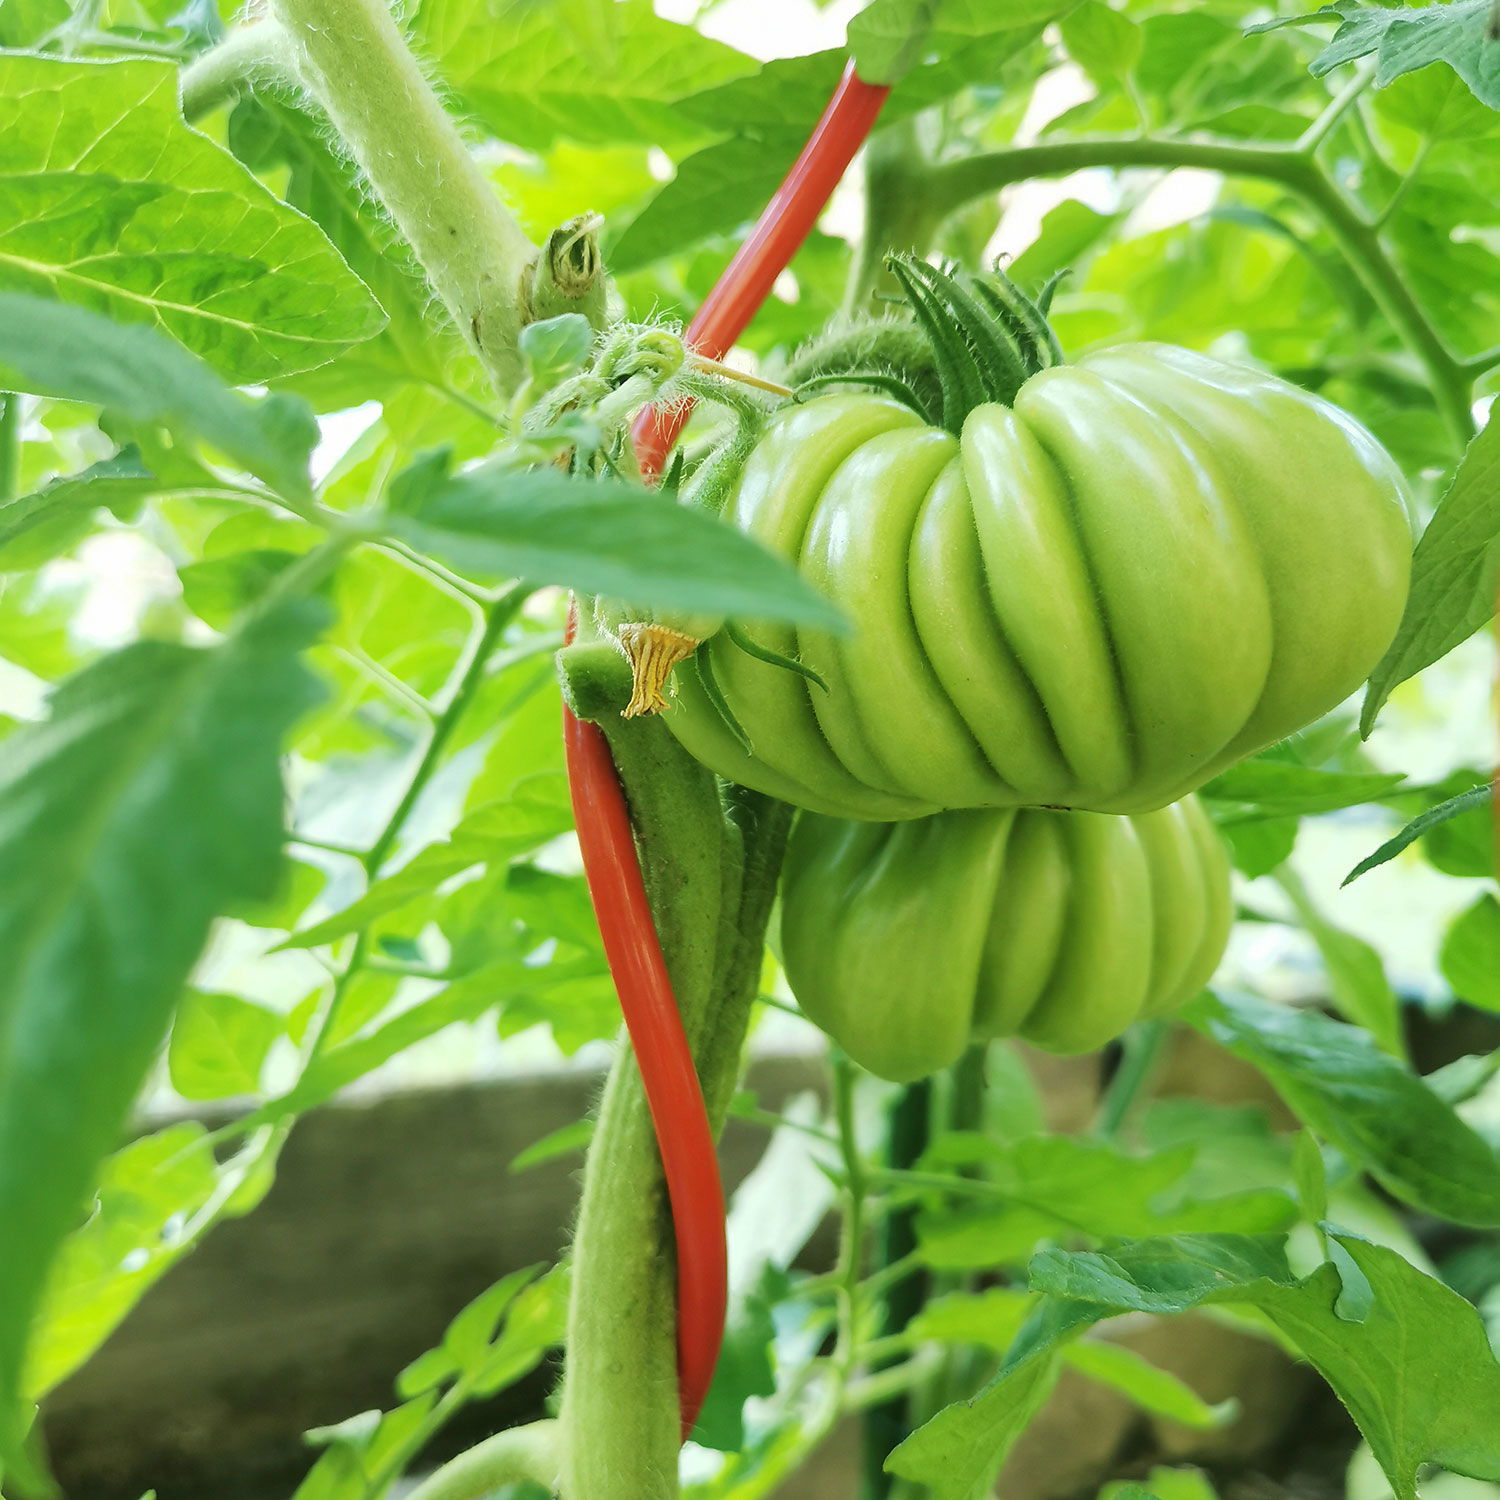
779 796 1231 1083
665 345 1412 819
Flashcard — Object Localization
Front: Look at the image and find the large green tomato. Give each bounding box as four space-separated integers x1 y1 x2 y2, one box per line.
779 796 1231 1083
665 345 1411 819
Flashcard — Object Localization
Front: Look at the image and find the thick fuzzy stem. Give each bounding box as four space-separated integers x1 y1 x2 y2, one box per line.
560 1057 681 1500
843 118 944 316
404 1420 560 1500
179 23 290 121
268 0 537 394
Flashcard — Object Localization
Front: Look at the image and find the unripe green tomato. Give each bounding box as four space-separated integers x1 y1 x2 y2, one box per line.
779 796 1232 1083
665 346 1412 818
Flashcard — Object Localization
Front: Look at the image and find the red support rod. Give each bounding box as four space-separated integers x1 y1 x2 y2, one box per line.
563 700 725 1438
633 61 892 479
565 59 891 1441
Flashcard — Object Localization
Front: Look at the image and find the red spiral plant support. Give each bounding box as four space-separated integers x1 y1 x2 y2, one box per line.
564 59 892 1439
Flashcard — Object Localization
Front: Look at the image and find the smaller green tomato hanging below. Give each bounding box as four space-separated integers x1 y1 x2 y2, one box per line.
779 795 1232 1084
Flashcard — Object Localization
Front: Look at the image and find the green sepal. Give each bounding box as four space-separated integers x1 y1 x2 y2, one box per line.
725 622 828 693
791 371 936 426
694 649 753 754
886 254 1066 431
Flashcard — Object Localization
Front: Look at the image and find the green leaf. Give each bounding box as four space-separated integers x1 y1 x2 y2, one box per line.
674 51 845 136
1008 200 1124 288
167 990 283 1101
1441 895 1500 1012
1306 1 1500 111
1375 61 1500 141
509 1117 594 1174
1101 1464 1218 1499
1292 1130 1330 1226
414 0 754 152
0 571 81 682
1344 781 1495 885
1062 1341 1233 1430
0 0 70 47
0 448 156 570
1028 1231 1500 1500
1029 1232 1293 1314
282 791 575 949
0 294 318 499
883 1 1069 113
915 1135 1295 1269
0 599 325 1487
1421 772 1496 877
469 1265 568 1398
908 1286 1032 1351
847 0 943 85
1060 1 1143 86
1192 991 1500 1227
442 1266 542 1377
23 1124 218 1400
1362 394 1500 736
394 1268 543 1398
179 549 303 631
1201 762 1406 820
884 1338 1060 1500
242 956 607 1124
294 1393 438 1500
1276 869 1402 1053
1220 816 1299 878
519 314 594 389
383 464 844 628
0 55 384 382
609 133 803 273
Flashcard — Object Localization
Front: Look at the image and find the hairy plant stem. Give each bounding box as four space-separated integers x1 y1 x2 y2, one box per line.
1095 1018 1170 1139
178 21 289 120
843 118 945 316
924 136 1477 449
860 1077 932 1499
1296 59 1377 154
403 1420 560 1500
556 643 793 1500
266 0 537 395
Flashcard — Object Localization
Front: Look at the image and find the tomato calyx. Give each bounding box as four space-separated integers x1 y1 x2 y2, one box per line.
887 253 1066 431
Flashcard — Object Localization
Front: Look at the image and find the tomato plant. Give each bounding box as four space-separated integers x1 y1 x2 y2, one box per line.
0 3 1498 1500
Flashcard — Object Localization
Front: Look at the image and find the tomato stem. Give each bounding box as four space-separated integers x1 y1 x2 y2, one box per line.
686 353 793 398
923 135 1476 450
178 21 288 120
268 0 538 394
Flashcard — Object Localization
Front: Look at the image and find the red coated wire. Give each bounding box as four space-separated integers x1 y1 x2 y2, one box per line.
563 59 892 1442
563 676 724 1438
633 61 893 480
